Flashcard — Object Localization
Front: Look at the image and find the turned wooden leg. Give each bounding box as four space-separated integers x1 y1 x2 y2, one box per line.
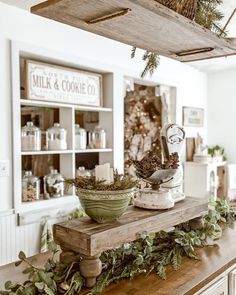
80 254 102 287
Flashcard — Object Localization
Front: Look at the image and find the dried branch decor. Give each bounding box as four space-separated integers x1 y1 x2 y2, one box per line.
65 172 138 191
132 152 179 179
1 200 235 295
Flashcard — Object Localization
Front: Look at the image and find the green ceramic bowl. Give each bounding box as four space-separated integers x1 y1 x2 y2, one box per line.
76 188 135 223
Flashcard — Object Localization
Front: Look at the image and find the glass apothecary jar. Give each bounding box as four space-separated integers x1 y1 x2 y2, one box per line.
22 171 40 202
21 122 41 151
75 124 86 150
44 169 65 198
46 123 67 150
88 126 106 149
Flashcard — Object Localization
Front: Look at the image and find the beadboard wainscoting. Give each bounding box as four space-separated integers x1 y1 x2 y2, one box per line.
0 213 41 265
0 211 74 266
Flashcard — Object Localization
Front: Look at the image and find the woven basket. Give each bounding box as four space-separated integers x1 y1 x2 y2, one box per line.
157 0 198 20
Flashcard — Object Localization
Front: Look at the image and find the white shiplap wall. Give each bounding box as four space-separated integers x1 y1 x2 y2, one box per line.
0 213 41 265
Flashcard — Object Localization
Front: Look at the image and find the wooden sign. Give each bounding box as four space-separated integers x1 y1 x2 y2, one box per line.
25 60 102 107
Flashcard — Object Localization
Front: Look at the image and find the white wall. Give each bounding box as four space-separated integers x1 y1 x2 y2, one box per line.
208 69 236 163
0 2 207 264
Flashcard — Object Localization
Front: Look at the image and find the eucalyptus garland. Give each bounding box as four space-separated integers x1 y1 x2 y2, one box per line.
1 199 235 295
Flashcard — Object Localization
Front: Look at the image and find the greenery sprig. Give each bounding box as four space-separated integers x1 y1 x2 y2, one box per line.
0 242 84 295
1 199 235 295
195 0 225 34
208 145 227 161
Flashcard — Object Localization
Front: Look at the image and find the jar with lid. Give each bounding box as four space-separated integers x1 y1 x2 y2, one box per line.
22 171 40 202
75 124 86 150
88 126 106 149
46 123 67 150
76 166 92 177
44 169 64 198
21 121 41 151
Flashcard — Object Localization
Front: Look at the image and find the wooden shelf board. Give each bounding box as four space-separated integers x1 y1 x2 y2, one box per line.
21 149 113 155
31 0 236 62
54 197 208 256
75 148 112 153
19 195 79 213
21 150 73 155
20 99 112 112
74 105 112 112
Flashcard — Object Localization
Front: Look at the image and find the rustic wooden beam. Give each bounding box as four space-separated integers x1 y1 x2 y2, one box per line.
31 0 62 11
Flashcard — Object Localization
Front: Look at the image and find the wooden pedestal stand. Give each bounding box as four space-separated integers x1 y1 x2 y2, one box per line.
53 197 207 287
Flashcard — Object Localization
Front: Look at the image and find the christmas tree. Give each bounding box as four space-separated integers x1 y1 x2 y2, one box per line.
124 85 162 176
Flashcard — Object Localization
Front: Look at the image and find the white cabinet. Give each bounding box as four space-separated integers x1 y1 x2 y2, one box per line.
196 265 236 295
184 162 227 200
229 268 236 295
199 277 228 295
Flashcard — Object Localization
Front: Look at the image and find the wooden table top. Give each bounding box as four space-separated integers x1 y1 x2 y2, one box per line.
1 227 236 294
54 198 208 256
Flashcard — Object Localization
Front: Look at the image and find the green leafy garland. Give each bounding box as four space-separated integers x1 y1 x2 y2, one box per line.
1 200 235 295
132 0 225 77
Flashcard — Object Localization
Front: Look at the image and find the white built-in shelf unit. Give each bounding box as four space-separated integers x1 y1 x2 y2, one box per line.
11 41 124 213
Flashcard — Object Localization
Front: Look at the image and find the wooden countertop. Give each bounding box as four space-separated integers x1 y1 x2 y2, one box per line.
1 228 236 295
